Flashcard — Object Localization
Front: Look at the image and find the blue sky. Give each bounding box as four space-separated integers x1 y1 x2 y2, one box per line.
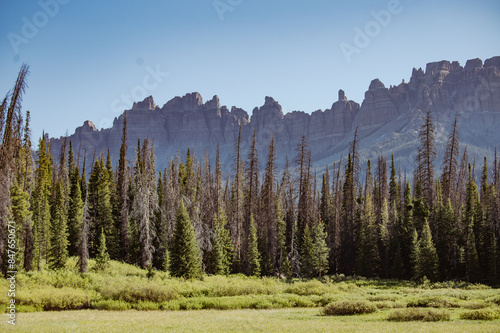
1 0 499 140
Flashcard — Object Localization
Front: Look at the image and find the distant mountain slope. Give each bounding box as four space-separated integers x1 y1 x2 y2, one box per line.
50 56 500 175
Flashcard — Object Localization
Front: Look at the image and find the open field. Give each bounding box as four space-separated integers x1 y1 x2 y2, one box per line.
1 259 500 331
2 308 500 333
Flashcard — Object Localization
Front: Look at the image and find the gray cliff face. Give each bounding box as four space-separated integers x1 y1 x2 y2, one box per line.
50 56 500 175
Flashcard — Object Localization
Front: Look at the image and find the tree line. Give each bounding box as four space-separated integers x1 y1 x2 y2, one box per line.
1 65 500 283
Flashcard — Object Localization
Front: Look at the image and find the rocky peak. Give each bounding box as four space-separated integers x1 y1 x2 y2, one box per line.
465 58 483 71
368 79 386 90
423 60 463 83
338 89 347 102
75 120 98 134
485 56 500 68
162 92 204 112
83 120 97 131
204 95 220 110
231 106 250 124
252 96 284 119
132 95 156 110
425 60 452 74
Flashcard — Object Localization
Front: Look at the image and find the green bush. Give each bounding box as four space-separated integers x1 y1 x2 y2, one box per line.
91 299 132 311
17 286 96 311
100 280 178 303
183 275 280 297
387 308 450 321
460 308 500 320
460 301 488 309
487 295 500 306
133 301 160 311
322 300 377 316
406 295 459 308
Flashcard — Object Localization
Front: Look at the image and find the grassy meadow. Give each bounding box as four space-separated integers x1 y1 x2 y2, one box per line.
1 258 500 332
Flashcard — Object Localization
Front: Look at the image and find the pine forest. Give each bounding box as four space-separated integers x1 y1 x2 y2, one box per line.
3 65 500 285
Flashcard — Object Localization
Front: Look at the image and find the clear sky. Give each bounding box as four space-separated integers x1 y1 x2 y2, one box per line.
1 0 499 140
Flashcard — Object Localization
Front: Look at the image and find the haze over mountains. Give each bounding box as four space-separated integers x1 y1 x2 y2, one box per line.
50 56 500 175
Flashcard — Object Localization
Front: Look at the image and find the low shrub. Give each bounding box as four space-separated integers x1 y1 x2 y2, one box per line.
460 308 500 320
322 300 377 316
487 295 500 306
133 301 160 311
387 308 450 321
91 299 131 311
175 294 316 311
186 275 281 297
17 286 95 311
460 301 489 309
406 295 459 308
100 280 178 303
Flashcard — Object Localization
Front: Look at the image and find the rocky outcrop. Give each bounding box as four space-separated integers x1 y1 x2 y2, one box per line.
50 56 500 174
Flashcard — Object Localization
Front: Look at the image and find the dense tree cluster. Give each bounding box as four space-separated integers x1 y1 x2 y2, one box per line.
2 66 500 283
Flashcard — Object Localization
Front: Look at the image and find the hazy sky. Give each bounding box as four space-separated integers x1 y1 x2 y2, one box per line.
1 0 499 140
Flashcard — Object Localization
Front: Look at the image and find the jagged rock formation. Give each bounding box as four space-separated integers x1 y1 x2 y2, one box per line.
50 56 500 175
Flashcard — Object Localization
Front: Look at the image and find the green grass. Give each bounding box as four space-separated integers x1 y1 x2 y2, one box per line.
1 259 500 331
2 308 500 333
1 258 500 319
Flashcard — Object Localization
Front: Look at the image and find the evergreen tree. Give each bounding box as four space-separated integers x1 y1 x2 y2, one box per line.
88 157 117 258
245 129 259 231
67 144 83 257
276 199 290 277
295 136 312 255
416 109 437 207
340 153 356 274
300 223 315 277
131 139 158 269
441 114 460 202
78 197 90 274
379 198 390 277
465 221 482 282
356 193 380 277
436 198 457 280
247 214 261 277
415 219 439 281
117 112 130 262
409 228 419 279
32 136 52 270
231 125 244 268
211 210 234 275
19 110 34 272
311 221 329 277
169 202 203 279
462 165 483 281
260 134 277 275
94 227 110 271
10 185 30 269
48 180 69 270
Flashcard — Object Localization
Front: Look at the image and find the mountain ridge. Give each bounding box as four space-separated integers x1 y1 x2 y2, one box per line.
50 56 500 175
